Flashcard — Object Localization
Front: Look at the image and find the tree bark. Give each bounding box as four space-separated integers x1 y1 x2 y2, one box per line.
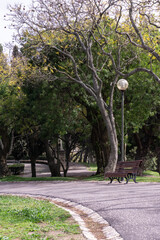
0 154 10 177
63 134 71 177
45 140 61 177
91 120 110 174
0 127 12 177
96 95 118 172
27 135 45 177
31 157 36 177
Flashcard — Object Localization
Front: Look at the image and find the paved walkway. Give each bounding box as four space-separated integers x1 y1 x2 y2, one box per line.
0 181 160 240
21 163 95 177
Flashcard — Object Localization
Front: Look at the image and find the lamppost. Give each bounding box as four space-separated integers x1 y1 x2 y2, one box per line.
117 79 128 162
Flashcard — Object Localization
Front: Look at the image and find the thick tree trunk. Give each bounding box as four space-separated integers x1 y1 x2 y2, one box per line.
45 140 61 177
31 157 36 177
155 147 160 174
96 95 118 172
74 90 117 172
28 135 45 178
83 103 112 173
63 135 71 177
0 127 13 177
0 154 10 177
91 121 109 174
83 147 89 163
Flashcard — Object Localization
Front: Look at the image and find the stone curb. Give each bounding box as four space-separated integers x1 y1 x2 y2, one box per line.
0 193 123 240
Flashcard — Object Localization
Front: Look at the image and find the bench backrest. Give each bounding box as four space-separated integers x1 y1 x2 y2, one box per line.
116 160 143 174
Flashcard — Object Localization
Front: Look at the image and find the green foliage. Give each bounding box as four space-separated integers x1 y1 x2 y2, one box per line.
12 45 20 58
143 152 157 171
126 75 160 133
1 5 160 168
8 164 24 175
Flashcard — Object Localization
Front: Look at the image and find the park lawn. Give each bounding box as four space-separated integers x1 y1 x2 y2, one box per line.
84 170 160 182
0 195 82 240
136 170 160 182
0 170 160 182
82 163 97 172
0 175 79 182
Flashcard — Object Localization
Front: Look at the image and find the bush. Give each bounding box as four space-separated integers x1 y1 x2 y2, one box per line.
8 164 25 175
143 154 157 171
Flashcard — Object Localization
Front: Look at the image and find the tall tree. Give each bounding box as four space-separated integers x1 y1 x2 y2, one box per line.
0 51 16 176
8 0 160 172
12 45 20 58
9 0 121 172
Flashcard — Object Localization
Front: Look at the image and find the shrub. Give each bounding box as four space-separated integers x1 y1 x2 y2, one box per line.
8 164 24 175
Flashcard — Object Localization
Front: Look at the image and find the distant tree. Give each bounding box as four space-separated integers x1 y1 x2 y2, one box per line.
0 44 3 54
12 45 20 58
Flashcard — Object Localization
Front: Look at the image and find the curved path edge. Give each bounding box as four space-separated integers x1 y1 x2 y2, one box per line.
0 192 123 240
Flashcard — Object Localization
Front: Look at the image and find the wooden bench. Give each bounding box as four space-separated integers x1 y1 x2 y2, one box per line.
105 160 143 184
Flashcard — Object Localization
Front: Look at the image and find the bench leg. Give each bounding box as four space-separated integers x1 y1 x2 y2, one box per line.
125 177 129 184
108 178 113 184
117 178 122 183
133 174 138 183
125 174 138 184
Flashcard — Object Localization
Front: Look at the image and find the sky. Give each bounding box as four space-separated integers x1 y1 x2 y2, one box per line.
0 0 32 53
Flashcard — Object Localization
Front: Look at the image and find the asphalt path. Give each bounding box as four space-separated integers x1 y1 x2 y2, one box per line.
0 181 160 240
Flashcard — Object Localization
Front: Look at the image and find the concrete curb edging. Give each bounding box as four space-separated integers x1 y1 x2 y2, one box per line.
0 193 123 240
53 197 123 240
53 202 97 240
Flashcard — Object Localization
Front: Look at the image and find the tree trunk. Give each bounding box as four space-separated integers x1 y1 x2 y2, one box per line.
96 96 118 172
83 102 112 173
0 154 10 177
45 140 61 177
30 157 36 177
27 135 45 178
0 127 13 177
156 148 160 174
83 147 89 163
63 135 71 177
91 126 104 174
91 119 110 174
74 89 117 173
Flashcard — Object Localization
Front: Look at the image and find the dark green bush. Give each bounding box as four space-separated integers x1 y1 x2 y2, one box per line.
8 164 25 175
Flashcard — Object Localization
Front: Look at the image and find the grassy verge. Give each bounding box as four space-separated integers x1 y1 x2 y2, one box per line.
0 176 79 182
0 195 82 240
0 170 160 182
83 170 160 182
136 170 160 182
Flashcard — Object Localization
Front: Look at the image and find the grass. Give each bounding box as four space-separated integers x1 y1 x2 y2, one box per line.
0 162 160 182
0 195 82 240
0 170 160 182
84 170 160 182
136 170 160 182
0 175 79 182
82 163 97 172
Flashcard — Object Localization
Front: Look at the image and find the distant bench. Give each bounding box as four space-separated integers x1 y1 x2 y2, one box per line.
105 160 143 184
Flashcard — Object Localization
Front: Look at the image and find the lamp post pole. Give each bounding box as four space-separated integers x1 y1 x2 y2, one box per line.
121 90 125 162
117 79 128 162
